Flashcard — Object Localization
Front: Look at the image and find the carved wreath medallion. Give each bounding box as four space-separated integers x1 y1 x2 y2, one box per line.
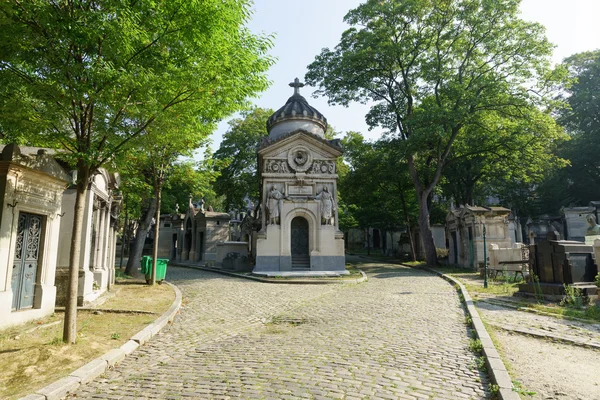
287 145 313 172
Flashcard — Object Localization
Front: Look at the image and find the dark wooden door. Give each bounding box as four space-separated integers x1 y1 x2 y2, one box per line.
291 217 309 256
12 212 43 310
291 217 309 270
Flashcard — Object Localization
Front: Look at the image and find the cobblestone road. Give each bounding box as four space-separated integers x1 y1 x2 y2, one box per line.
71 260 489 399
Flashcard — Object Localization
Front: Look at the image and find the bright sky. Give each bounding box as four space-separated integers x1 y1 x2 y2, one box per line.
204 0 600 154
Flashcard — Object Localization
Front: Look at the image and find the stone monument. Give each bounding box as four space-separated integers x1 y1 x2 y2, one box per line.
254 78 346 275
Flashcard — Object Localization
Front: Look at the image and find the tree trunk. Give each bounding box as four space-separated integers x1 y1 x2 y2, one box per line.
398 190 417 262
125 197 157 276
63 166 90 344
417 193 438 266
407 155 439 266
151 186 162 285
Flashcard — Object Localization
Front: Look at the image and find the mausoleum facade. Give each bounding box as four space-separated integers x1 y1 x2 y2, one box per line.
254 79 346 275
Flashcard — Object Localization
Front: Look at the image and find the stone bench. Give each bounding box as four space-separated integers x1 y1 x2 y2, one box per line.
488 244 529 281
488 260 526 280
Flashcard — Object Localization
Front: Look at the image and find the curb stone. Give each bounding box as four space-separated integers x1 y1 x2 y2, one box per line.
19 281 182 400
415 265 520 400
172 262 368 285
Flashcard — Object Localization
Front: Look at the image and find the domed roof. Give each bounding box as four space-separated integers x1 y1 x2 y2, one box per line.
266 78 327 134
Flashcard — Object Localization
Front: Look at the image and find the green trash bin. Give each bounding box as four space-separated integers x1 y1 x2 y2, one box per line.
140 256 152 275
144 258 168 284
156 258 168 282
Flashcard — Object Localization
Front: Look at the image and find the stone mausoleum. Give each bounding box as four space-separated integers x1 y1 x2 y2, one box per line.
254 78 346 275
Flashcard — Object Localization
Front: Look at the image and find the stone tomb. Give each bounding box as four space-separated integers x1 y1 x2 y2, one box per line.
519 234 598 297
173 199 230 265
55 169 121 306
254 79 346 275
0 145 69 328
446 205 512 270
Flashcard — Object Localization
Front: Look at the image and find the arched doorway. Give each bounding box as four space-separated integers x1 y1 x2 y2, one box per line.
291 216 309 270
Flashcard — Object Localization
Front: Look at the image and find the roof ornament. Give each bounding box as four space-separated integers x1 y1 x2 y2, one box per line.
289 77 304 95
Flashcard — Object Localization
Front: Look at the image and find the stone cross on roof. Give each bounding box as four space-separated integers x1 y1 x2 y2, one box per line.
289 77 304 95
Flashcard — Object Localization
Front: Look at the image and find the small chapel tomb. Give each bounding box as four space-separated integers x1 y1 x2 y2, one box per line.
254 78 346 275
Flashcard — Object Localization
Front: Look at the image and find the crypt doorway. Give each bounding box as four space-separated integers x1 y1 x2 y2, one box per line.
291 217 309 270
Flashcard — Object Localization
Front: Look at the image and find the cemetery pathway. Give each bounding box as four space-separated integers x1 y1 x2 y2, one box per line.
475 300 600 400
70 261 489 399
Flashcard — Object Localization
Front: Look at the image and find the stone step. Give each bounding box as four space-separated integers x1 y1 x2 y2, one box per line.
292 255 310 271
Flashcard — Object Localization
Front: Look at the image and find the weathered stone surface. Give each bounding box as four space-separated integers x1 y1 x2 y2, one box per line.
17 394 45 400
130 326 153 344
120 340 139 355
37 376 80 400
100 348 126 367
70 262 489 399
69 358 108 384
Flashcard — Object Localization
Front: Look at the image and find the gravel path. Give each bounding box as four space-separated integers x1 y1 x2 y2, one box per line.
474 300 600 400
69 262 489 399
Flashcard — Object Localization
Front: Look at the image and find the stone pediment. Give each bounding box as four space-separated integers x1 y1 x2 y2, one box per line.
258 129 342 159
258 131 342 175
0 144 70 182
446 205 511 223
258 130 342 176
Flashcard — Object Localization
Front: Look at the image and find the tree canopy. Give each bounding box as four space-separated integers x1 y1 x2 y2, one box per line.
213 107 273 211
0 0 273 342
306 0 561 265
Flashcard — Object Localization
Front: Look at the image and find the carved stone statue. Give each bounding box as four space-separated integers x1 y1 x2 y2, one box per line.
313 186 336 225
585 214 600 235
266 185 286 225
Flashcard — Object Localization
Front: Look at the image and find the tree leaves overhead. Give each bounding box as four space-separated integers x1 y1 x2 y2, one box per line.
537 49 600 207
0 0 274 170
306 0 560 265
213 107 273 211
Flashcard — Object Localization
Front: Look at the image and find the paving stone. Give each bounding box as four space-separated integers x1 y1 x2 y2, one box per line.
67 262 488 399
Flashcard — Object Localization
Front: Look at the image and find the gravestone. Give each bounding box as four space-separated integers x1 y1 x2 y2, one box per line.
520 232 598 297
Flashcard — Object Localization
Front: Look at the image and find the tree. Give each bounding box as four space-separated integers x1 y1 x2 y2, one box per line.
161 156 222 215
141 114 212 285
0 0 272 343
213 108 273 211
440 107 566 208
306 0 560 266
341 132 419 259
554 50 600 204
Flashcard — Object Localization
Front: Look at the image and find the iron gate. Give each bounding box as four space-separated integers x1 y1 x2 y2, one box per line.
11 212 43 311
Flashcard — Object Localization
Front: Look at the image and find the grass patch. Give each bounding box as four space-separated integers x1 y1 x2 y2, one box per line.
403 261 426 267
530 303 600 322
0 281 175 399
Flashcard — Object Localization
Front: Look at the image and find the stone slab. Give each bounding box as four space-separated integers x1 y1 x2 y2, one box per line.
252 270 349 277
130 326 153 345
36 376 80 400
101 348 126 367
310 256 346 271
69 358 108 384
120 339 139 355
18 395 46 400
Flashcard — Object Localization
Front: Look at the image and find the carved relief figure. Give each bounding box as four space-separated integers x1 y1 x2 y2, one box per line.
311 161 320 173
266 185 286 225
287 145 313 172
294 149 308 166
585 214 600 235
308 160 335 174
265 159 289 173
313 186 336 225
